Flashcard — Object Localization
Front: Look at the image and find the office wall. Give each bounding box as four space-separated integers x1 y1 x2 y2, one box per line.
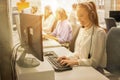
0 0 13 80
104 0 111 18
116 0 120 10
111 0 120 10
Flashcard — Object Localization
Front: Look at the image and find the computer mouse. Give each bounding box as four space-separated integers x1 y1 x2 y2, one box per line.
44 51 53 56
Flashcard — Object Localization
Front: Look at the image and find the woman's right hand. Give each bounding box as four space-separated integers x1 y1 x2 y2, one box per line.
57 56 69 62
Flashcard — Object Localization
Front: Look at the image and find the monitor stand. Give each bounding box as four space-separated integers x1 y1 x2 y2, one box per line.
17 47 40 68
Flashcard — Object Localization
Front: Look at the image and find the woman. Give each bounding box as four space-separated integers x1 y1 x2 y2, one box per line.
69 3 77 26
42 5 55 33
58 1 107 72
45 8 72 44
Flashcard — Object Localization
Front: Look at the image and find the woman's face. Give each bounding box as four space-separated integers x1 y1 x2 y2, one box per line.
56 11 61 20
44 8 49 16
77 7 91 27
31 6 38 14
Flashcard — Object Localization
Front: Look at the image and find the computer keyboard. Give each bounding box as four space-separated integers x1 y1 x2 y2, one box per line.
47 56 72 72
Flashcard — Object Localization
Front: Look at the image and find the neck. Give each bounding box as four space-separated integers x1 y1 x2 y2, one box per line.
61 18 66 21
84 22 93 30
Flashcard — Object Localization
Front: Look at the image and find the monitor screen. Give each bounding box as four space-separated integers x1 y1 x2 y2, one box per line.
109 11 120 22
17 13 43 68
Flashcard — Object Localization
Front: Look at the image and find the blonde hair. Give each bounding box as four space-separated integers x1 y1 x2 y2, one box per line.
56 8 68 20
77 1 99 27
44 5 52 20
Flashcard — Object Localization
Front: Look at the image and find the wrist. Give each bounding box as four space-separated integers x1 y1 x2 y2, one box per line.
77 59 80 65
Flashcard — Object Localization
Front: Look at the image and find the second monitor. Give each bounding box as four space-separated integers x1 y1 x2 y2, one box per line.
109 11 120 22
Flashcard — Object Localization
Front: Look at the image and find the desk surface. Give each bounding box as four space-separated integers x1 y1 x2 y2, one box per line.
16 47 109 80
44 47 109 80
43 39 61 48
16 46 109 80
17 56 54 80
55 67 108 80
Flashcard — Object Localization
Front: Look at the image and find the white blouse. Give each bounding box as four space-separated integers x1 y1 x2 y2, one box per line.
42 14 55 33
68 26 107 68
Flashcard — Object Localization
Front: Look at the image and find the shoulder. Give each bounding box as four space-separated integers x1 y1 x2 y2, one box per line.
95 27 106 37
96 27 106 33
64 20 71 26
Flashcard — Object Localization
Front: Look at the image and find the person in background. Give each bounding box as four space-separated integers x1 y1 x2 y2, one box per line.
45 8 72 44
69 3 77 26
23 6 38 15
31 6 38 14
42 5 55 33
16 0 30 13
57 1 107 73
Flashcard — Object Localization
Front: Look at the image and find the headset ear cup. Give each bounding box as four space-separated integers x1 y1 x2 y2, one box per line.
89 11 95 22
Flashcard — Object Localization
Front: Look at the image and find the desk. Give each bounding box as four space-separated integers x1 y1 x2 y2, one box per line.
44 47 109 80
55 67 109 80
117 25 120 28
43 39 61 48
16 57 55 80
17 47 109 80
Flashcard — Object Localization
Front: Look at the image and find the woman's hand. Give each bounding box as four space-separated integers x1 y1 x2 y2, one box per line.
57 56 69 62
57 56 78 66
60 59 78 66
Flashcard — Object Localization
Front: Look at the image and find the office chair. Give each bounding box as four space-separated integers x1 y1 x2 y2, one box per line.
105 27 120 79
69 24 80 52
51 19 58 32
105 17 117 31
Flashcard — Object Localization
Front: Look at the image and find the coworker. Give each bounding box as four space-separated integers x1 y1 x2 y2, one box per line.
42 5 55 33
58 1 107 72
45 8 72 44
16 0 30 13
23 6 38 14
69 3 77 26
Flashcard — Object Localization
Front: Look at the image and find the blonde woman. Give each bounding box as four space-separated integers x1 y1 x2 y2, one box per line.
58 1 107 73
42 5 55 33
45 8 72 44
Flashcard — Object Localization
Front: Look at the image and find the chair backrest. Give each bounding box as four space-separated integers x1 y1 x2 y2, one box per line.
51 19 58 32
69 24 80 52
106 27 120 74
105 18 117 31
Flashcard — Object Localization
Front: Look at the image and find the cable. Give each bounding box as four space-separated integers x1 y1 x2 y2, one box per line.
11 42 27 80
11 43 20 80
13 44 21 80
10 43 20 80
88 26 94 58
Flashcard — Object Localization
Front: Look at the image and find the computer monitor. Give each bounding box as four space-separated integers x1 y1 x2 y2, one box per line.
109 11 120 22
17 13 43 68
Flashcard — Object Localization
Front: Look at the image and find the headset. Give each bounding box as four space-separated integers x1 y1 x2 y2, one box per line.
88 26 94 58
84 2 96 58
